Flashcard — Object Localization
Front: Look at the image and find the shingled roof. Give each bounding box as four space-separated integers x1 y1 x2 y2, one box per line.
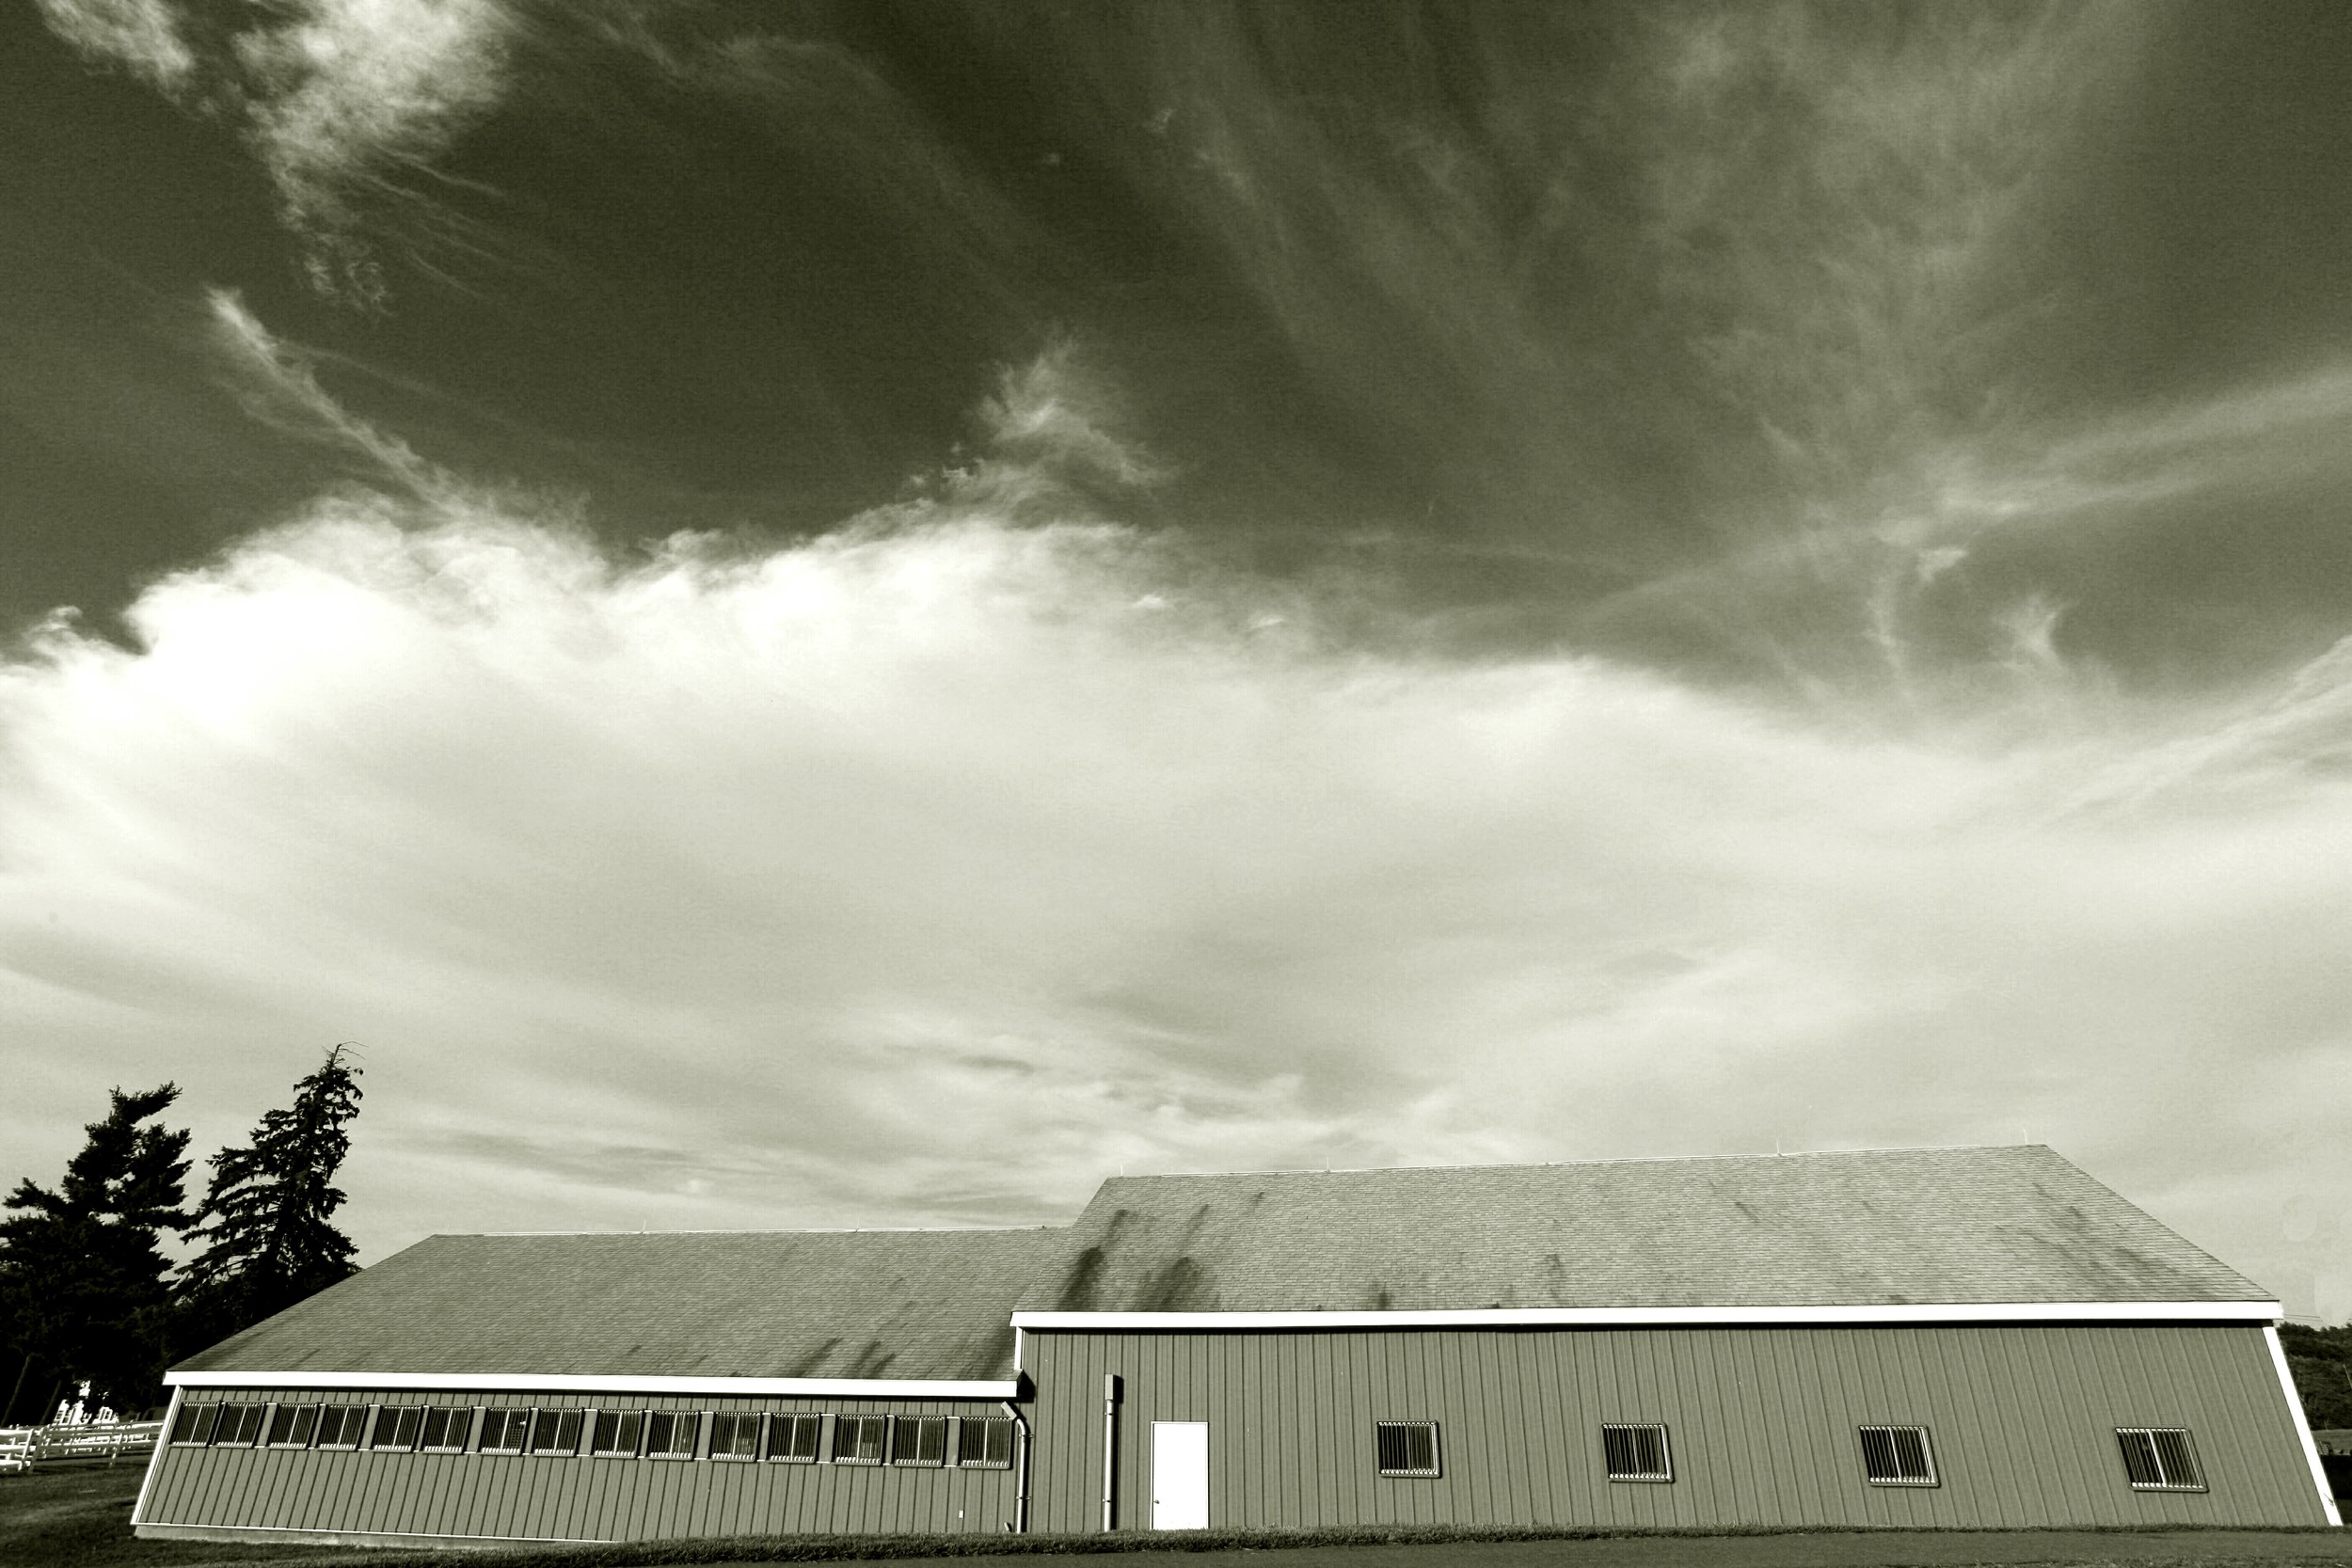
176 1226 1069 1380
1025 1146 2267 1312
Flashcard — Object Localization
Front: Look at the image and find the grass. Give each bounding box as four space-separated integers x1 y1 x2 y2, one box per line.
3 1464 2344 1568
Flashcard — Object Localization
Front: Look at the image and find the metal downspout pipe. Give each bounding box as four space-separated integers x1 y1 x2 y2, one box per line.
999 1400 1030 1534
1102 1372 1120 1531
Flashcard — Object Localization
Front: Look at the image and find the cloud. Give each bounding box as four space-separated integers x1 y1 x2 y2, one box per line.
3 451 2350 1311
38 0 521 304
33 0 195 92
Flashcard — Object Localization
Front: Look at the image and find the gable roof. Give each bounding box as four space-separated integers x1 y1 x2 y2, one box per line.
1024 1146 2266 1312
175 1226 1068 1381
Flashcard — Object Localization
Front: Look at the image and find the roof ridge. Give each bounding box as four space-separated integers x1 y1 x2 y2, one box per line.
1102 1144 2054 1180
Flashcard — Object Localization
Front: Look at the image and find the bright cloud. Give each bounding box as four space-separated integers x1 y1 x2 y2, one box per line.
4 456 2349 1312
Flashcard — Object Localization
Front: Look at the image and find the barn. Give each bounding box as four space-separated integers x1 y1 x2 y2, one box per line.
135 1146 2340 1548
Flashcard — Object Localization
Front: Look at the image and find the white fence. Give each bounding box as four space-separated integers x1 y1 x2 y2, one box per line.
0 1420 162 1473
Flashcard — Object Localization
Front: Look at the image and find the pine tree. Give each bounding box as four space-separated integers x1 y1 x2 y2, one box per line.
177 1047 364 1349
0 1085 191 1418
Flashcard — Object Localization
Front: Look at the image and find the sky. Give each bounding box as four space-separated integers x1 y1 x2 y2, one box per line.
5 1 2350 1320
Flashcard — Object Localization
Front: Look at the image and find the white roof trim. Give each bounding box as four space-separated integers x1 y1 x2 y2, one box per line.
1012 1300 2281 1330
163 1370 1020 1399
2263 1324 2344 1528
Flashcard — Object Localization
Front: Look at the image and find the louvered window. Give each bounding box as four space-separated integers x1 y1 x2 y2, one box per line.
169 1403 219 1445
1602 1423 1673 1481
644 1411 699 1459
2117 1428 2205 1491
592 1410 644 1456
1858 1425 1937 1485
372 1406 423 1450
833 1414 887 1465
709 1412 762 1460
418 1406 470 1452
957 1417 1013 1468
315 1405 368 1449
768 1413 821 1463
1375 1420 1440 1477
266 1403 319 1448
478 1407 532 1454
213 1403 267 1446
891 1416 946 1466
529 1408 582 1455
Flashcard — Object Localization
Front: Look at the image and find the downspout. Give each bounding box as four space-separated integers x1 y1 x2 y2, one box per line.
999 1400 1030 1534
1101 1372 1120 1532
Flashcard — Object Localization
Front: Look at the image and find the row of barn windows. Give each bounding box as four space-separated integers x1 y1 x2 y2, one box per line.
1373 1421 2208 1493
169 1402 1014 1469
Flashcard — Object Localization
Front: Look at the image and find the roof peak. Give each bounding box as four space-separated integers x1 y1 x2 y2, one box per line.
1101 1143 2056 1182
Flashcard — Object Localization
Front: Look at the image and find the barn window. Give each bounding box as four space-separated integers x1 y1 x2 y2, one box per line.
266 1403 320 1448
958 1418 1013 1468
891 1416 947 1466
833 1414 888 1465
1858 1425 1938 1485
418 1406 470 1452
1602 1423 1673 1481
644 1411 699 1460
1375 1420 1441 1477
372 1406 423 1450
478 1408 532 1454
315 1405 368 1449
169 1403 220 1445
708 1412 762 1460
768 1413 821 1463
2117 1428 2205 1491
592 1410 644 1457
211 1403 267 1446
529 1409 582 1455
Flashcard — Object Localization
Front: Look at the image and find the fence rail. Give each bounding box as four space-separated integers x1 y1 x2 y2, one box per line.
0 1420 162 1472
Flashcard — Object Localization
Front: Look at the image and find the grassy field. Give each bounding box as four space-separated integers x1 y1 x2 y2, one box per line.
4 1463 2344 1568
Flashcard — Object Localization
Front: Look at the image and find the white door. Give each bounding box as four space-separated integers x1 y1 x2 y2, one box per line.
1152 1420 1209 1530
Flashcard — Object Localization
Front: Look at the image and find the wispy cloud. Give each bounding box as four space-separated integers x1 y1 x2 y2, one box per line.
33 0 195 92
38 0 522 304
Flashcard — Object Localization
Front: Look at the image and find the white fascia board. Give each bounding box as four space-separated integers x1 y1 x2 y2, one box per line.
163 1370 1019 1399
2263 1323 2344 1528
1011 1301 2282 1330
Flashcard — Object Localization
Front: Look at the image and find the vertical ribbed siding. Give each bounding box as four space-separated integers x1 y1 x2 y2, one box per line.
1023 1323 2328 1533
139 1390 1017 1544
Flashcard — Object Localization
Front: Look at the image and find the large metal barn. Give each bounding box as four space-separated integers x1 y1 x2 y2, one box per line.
135 1146 2340 1547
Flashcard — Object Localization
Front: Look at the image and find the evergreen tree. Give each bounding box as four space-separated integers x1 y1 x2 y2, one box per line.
0 1085 190 1418
177 1047 364 1350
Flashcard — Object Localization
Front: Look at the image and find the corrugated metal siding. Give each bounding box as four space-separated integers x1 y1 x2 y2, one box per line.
1025 1323 2328 1532
140 1390 1016 1543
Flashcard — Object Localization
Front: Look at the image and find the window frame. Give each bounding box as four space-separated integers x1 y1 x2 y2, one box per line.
266 1402 320 1449
478 1407 532 1455
1374 1419 1442 1479
528 1408 583 1457
644 1410 701 1461
418 1406 472 1453
956 1417 1013 1469
371 1405 424 1452
591 1409 645 1458
832 1414 888 1465
707 1412 763 1462
766 1413 822 1464
2117 1427 2206 1492
314 1404 368 1449
1601 1422 1674 1482
169 1402 221 1447
1857 1424 1939 1487
889 1415 947 1467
